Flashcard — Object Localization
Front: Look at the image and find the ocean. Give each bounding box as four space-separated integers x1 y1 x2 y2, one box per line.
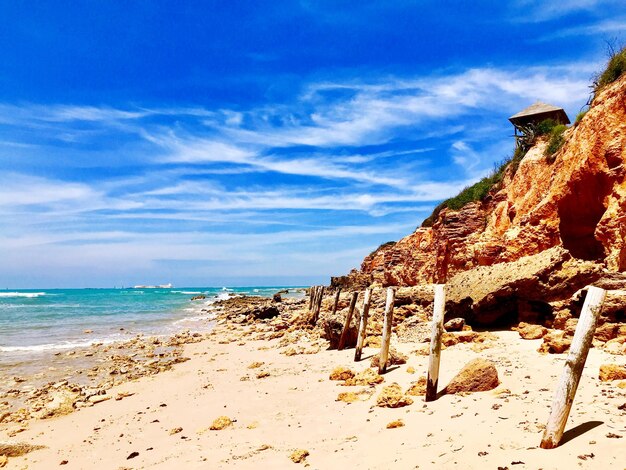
0 286 303 366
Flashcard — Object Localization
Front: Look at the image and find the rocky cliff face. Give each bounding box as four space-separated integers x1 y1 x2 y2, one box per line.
338 75 626 288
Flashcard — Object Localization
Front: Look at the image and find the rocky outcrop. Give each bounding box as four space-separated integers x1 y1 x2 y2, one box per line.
341 75 626 289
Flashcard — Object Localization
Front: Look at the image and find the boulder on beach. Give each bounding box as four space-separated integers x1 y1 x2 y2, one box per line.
342 368 384 386
376 383 413 408
444 358 499 394
370 348 408 368
444 318 465 331
329 367 355 381
516 322 548 340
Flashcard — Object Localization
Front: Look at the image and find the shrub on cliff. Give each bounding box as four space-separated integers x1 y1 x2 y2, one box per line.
368 240 396 257
594 45 626 92
421 148 525 228
545 124 567 161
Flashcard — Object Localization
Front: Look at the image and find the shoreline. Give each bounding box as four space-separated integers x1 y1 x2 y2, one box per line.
1 291 624 468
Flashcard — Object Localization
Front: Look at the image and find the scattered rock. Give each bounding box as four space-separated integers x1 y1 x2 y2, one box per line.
376 383 414 408
169 427 183 435
405 376 427 396
88 395 111 404
248 361 265 369
406 366 416 374
444 358 499 394
603 338 626 355
273 293 282 302
370 348 407 368
190 295 206 301
256 371 270 379
127 451 139 459
386 419 405 429
329 367 355 381
444 318 465 331
336 389 373 403
538 330 571 354
210 416 233 430
289 449 309 463
599 364 626 382
0 456 6 468
516 322 548 340
343 368 384 386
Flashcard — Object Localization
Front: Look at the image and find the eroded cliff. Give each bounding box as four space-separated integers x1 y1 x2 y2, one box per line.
337 74 626 288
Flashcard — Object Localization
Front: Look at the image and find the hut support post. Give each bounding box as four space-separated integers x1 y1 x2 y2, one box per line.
378 287 396 374
354 288 371 362
338 292 359 350
540 286 606 449
426 284 446 402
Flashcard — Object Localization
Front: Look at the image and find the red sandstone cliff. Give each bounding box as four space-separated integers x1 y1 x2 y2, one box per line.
338 75 626 288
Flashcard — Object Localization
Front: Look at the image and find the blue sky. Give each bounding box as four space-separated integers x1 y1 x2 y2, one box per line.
0 1 624 288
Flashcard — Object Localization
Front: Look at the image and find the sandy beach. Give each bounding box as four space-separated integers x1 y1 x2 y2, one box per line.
1 294 624 469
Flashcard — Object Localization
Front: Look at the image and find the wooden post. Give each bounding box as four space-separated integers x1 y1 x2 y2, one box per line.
378 287 396 374
540 286 606 449
354 288 371 362
309 286 316 311
331 288 342 316
338 291 359 350
426 284 446 402
313 286 324 324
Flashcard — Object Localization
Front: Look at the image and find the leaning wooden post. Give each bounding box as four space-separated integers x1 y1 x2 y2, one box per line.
540 286 606 449
354 288 371 361
338 291 359 350
378 287 396 374
331 288 342 316
426 284 446 402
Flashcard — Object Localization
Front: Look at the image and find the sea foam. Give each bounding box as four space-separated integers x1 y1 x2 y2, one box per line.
0 292 46 298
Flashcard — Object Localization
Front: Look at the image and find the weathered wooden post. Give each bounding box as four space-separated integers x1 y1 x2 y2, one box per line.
540 286 606 449
426 284 446 402
309 286 316 311
378 287 396 374
331 288 342 316
313 286 325 324
338 291 359 350
354 288 371 361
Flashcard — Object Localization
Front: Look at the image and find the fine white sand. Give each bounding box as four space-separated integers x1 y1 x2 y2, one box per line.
2 325 625 469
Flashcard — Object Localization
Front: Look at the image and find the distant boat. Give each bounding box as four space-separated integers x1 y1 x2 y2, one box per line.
133 283 173 289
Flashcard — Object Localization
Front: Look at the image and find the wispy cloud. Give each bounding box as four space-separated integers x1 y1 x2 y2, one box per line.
0 59 597 286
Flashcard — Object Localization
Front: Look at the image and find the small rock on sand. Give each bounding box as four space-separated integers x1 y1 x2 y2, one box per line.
0 456 7 467
376 383 413 408
406 376 427 396
169 427 183 435
444 318 465 331
370 348 407 368
210 416 233 430
289 449 309 463
329 367 355 381
0 442 46 457
599 364 626 381
444 358 499 394
386 419 405 429
248 361 265 369
342 368 384 386
516 322 548 340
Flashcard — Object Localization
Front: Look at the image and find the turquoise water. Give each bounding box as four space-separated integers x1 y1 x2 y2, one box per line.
0 287 303 359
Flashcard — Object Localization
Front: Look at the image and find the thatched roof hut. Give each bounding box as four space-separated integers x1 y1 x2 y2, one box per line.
509 102 570 129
